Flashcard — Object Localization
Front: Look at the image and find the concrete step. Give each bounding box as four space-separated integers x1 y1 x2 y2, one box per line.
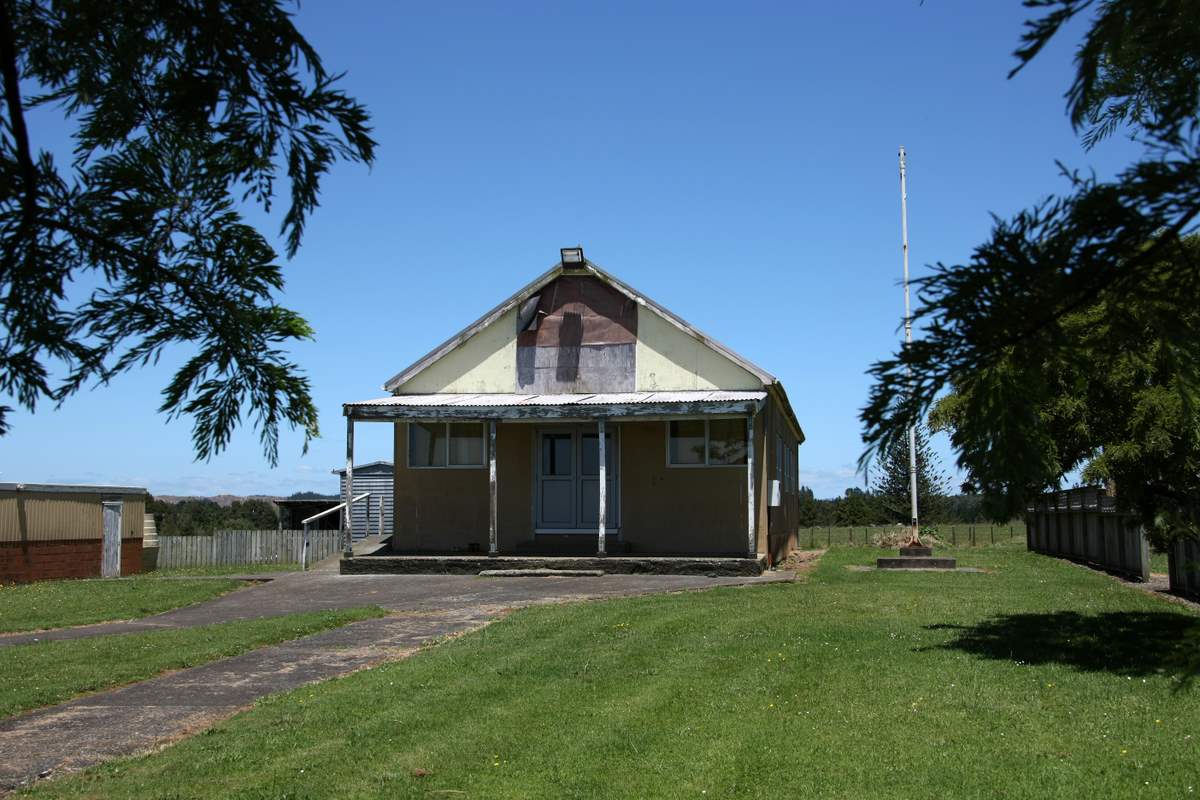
477 569 605 577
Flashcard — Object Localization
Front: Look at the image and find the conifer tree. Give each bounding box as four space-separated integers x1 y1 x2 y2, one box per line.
870 426 949 525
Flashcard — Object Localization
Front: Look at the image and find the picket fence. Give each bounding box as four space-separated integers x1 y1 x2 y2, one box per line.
157 529 342 569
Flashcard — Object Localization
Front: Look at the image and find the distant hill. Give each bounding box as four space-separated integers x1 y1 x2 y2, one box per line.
153 494 283 507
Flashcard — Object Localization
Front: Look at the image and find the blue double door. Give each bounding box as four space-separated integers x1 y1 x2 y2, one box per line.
535 425 619 533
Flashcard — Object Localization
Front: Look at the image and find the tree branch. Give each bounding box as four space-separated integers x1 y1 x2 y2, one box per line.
0 0 37 233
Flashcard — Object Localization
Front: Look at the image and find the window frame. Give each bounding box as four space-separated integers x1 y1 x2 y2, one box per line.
407 421 487 469
665 418 748 469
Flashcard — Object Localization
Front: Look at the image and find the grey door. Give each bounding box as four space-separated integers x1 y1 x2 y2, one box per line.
101 501 122 578
537 431 576 528
536 427 619 531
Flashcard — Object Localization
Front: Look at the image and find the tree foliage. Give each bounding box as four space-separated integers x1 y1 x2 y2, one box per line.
147 496 279 536
0 0 375 463
930 237 1200 547
869 425 950 525
861 0 1200 536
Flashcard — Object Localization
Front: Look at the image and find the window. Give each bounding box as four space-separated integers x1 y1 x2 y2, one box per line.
668 419 747 467
668 420 706 465
708 418 747 465
408 422 485 468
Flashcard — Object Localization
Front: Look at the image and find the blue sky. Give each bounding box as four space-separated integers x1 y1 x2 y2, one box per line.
3 1 1141 498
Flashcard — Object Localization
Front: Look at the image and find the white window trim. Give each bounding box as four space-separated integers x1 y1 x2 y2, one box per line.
407 421 486 469
665 418 748 469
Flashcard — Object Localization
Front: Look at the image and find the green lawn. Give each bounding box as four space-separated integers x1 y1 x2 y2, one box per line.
151 563 302 577
22 546 1200 799
0 607 384 719
0 576 244 633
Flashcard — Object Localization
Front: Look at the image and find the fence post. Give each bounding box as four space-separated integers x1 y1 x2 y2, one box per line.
990 525 995 545
827 526 831 546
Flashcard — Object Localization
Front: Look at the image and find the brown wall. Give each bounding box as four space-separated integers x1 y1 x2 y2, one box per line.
0 491 144 543
0 538 142 584
391 416 790 557
758 396 802 565
620 420 747 555
393 422 489 552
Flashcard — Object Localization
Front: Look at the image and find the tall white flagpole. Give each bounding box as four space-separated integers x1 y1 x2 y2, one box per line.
899 146 920 542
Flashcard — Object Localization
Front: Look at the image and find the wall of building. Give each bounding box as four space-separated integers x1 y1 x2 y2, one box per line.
390 419 762 556
516 275 638 393
391 274 766 397
0 490 145 583
401 307 520 393
619 420 748 555
391 422 489 551
759 397 801 565
634 310 762 391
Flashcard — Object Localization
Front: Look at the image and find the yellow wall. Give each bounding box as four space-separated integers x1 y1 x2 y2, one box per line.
395 296 765 395
634 310 762 391
400 308 519 394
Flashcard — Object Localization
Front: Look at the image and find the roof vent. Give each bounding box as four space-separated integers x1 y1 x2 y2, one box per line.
560 246 584 267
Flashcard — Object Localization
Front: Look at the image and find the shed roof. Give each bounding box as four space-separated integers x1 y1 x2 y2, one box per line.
0 482 148 496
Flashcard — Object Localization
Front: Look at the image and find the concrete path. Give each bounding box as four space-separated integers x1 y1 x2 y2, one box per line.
0 570 792 646
0 570 791 792
0 609 495 793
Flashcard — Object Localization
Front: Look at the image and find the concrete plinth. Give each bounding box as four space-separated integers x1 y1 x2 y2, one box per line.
876 556 958 570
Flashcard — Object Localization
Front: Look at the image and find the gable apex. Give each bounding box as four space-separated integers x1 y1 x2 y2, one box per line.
382 258 776 394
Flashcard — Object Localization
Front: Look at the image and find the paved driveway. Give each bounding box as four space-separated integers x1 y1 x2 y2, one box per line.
0 570 791 646
0 570 791 792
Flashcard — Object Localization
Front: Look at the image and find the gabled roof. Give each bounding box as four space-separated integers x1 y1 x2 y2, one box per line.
384 258 776 390
381 257 803 441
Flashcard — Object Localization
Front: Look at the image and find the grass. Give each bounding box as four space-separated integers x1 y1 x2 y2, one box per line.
21 544 1200 799
0 576 245 633
0 607 385 719
151 563 302 577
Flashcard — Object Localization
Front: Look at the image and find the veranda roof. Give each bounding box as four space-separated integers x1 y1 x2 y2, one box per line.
344 390 767 421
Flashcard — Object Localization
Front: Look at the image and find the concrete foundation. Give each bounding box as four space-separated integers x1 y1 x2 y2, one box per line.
876 556 958 570
341 554 766 576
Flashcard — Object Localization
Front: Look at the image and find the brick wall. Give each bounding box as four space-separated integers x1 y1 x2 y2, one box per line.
0 538 142 584
121 538 143 577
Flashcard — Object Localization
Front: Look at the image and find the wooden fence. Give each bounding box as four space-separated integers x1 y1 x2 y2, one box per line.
1169 537 1200 600
1025 488 1149 581
799 522 1026 549
157 530 342 569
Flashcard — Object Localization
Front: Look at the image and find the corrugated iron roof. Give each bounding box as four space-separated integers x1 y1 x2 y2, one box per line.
346 390 766 409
